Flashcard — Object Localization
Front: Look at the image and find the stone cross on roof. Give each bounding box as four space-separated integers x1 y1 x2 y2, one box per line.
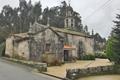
68 0 71 6
47 17 50 27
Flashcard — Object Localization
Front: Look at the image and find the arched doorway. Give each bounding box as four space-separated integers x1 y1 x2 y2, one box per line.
64 45 76 62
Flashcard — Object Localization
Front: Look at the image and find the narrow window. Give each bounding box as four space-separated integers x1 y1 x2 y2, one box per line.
71 19 73 27
71 23 73 27
66 19 68 27
71 19 73 23
46 43 50 51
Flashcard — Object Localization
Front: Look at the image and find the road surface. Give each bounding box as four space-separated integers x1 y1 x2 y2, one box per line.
0 59 59 80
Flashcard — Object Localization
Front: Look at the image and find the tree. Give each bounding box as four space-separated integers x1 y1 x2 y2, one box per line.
74 12 83 32
0 0 34 41
0 5 14 39
93 33 106 52
32 1 42 22
106 37 114 61
42 7 49 25
19 0 29 32
106 14 120 64
84 25 88 33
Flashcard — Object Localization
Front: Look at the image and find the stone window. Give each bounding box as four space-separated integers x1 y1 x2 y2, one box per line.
68 11 72 16
71 23 73 27
45 43 51 52
71 19 74 27
66 19 68 27
71 19 73 23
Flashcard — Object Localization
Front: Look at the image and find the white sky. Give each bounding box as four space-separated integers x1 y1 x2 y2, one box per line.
0 0 120 38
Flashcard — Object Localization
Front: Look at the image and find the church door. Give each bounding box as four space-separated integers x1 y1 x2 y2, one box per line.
64 50 69 61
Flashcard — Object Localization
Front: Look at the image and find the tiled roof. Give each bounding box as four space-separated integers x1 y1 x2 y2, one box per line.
50 27 91 38
13 33 29 38
11 22 92 40
64 45 76 50
11 33 29 42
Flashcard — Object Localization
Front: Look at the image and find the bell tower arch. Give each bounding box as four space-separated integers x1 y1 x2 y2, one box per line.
64 3 75 30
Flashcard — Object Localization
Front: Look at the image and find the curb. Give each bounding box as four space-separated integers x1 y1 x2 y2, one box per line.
41 72 69 80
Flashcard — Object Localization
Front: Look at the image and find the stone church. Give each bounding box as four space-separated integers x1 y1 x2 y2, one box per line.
5 5 94 63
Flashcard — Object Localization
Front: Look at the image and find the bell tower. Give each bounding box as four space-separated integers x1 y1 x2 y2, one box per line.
64 0 75 30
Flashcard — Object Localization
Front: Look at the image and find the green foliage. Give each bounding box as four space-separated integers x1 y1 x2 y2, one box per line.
106 37 114 61
0 42 5 56
106 14 120 64
0 0 42 42
95 53 107 59
79 54 95 60
32 1 42 21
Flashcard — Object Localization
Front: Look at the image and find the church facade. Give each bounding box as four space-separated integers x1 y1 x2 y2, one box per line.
5 5 94 63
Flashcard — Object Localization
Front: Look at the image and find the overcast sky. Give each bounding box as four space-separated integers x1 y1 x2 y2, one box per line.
0 0 120 38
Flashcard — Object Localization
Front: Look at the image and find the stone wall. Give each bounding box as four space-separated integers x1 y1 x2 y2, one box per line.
5 36 14 57
30 28 64 62
58 32 94 58
5 35 30 60
16 40 30 60
66 65 120 80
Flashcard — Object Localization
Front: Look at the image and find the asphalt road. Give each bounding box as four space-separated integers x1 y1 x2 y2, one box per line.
0 59 59 80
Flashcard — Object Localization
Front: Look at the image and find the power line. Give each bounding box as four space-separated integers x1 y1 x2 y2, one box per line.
83 0 112 20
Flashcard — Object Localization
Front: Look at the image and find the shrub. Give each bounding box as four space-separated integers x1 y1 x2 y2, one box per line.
79 54 95 60
0 42 5 56
95 53 107 59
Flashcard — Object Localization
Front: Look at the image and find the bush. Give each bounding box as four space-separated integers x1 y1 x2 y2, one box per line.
95 53 107 59
0 42 5 56
79 54 95 60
